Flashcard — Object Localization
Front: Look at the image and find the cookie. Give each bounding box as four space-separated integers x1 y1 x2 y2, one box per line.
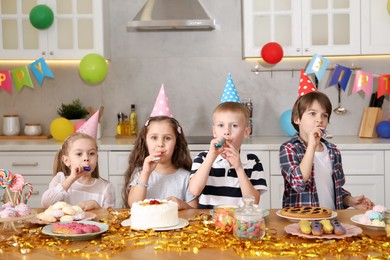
281 206 332 219
331 219 346 235
310 220 323 236
319 219 334 234
299 220 312 235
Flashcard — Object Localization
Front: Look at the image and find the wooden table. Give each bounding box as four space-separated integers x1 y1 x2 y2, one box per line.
1 209 387 260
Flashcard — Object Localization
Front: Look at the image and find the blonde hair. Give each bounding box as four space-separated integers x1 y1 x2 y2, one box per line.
213 102 250 126
53 132 100 178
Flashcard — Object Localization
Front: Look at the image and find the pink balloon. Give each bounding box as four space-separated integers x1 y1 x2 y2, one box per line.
261 42 284 64
74 119 87 131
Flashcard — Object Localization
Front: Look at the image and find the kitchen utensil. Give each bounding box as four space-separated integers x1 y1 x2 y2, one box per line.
24 123 42 136
334 85 347 115
3 115 20 136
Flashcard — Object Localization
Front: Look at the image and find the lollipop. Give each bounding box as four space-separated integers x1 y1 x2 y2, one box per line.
9 174 25 192
0 169 13 188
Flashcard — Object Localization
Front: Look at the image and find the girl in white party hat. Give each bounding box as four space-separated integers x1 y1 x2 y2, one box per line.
123 84 197 209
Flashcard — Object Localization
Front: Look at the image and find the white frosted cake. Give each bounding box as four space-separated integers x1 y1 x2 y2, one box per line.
130 199 179 229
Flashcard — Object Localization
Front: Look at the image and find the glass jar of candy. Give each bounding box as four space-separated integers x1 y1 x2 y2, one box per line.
212 205 238 232
233 196 265 240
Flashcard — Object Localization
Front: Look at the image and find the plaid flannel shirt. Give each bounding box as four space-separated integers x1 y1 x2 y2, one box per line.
279 134 351 209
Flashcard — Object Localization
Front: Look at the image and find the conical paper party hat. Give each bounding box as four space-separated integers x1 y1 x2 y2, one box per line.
297 69 317 98
220 73 241 103
76 107 102 139
150 84 173 117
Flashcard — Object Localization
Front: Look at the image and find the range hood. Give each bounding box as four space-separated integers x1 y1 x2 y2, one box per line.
128 0 216 31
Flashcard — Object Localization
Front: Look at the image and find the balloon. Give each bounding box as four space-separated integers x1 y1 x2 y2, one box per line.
376 121 390 138
261 42 284 64
29 5 54 30
280 109 296 136
50 118 74 141
79 53 108 84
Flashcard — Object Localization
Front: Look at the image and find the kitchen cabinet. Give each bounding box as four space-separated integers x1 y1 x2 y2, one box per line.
242 0 360 57
269 150 386 208
0 151 109 208
0 0 110 59
108 151 130 208
361 0 390 54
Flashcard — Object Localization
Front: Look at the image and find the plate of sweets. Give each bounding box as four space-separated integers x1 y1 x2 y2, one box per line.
351 205 386 229
41 220 108 241
28 201 96 225
285 219 362 239
277 206 337 221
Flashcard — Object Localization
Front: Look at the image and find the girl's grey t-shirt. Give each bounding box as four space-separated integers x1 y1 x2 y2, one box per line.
129 168 196 203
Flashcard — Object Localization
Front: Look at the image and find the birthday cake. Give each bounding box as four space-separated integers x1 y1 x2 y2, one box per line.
130 199 179 229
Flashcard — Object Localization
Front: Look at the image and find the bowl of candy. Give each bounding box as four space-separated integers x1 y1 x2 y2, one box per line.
211 205 239 232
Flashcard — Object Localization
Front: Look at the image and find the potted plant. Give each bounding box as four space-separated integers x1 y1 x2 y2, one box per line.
57 99 89 120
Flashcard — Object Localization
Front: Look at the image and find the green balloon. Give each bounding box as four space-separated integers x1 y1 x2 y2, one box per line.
29 5 54 30
79 53 108 84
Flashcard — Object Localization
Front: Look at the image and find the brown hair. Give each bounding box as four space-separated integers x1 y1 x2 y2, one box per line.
291 92 332 132
122 116 192 208
53 132 100 178
213 102 250 126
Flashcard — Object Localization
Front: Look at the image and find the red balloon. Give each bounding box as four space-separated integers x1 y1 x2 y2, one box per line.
261 42 284 64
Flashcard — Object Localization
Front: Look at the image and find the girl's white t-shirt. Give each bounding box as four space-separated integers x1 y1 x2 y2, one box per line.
41 172 116 209
314 143 335 210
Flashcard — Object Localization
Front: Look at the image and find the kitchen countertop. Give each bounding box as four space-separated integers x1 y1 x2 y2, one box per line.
0 136 389 151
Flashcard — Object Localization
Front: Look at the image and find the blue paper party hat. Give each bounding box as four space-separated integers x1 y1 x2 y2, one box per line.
220 73 241 103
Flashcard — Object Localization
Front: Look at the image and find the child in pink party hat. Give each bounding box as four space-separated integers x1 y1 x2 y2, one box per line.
41 107 115 211
123 84 197 210
190 73 267 208
279 71 374 210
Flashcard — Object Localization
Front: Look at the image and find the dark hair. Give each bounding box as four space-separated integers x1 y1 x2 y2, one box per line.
291 92 332 132
213 102 250 126
122 116 192 208
53 132 100 178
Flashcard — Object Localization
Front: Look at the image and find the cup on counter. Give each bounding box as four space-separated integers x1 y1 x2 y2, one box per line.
24 123 42 136
3 115 20 136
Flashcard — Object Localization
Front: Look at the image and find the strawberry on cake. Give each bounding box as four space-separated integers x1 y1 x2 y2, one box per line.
130 199 179 230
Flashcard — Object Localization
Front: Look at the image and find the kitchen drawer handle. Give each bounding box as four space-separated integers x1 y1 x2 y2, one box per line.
12 162 39 167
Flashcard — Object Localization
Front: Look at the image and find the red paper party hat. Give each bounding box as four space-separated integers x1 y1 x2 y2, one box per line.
150 84 173 117
76 108 101 139
297 69 317 98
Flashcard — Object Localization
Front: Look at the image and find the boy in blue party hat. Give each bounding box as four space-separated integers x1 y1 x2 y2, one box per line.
189 73 267 208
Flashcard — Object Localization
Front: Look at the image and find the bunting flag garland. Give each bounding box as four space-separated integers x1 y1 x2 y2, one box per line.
352 70 373 97
29 57 54 85
11 66 34 93
328 64 352 91
378 75 390 98
305 54 329 82
303 54 389 99
0 57 54 94
0 70 12 94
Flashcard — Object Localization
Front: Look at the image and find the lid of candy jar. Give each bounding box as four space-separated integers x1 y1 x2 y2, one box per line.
235 196 263 222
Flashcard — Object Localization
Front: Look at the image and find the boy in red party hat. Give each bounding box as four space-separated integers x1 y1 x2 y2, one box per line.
123 84 197 209
41 107 115 210
189 73 267 209
279 70 374 210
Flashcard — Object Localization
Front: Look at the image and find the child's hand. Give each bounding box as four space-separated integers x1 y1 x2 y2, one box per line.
166 196 189 210
349 195 374 210
142 153 161 174
220 141 241 169
307 127 323 149
69 166 88 180
209 137 226 156
78 200 100 211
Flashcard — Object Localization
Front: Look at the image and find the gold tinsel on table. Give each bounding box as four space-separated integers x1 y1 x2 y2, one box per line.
0 209 390 259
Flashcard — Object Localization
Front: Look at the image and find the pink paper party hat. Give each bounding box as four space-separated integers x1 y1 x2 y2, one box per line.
220 73 241 103
76 108 101 139
297 69 317 98
150 84 173 117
